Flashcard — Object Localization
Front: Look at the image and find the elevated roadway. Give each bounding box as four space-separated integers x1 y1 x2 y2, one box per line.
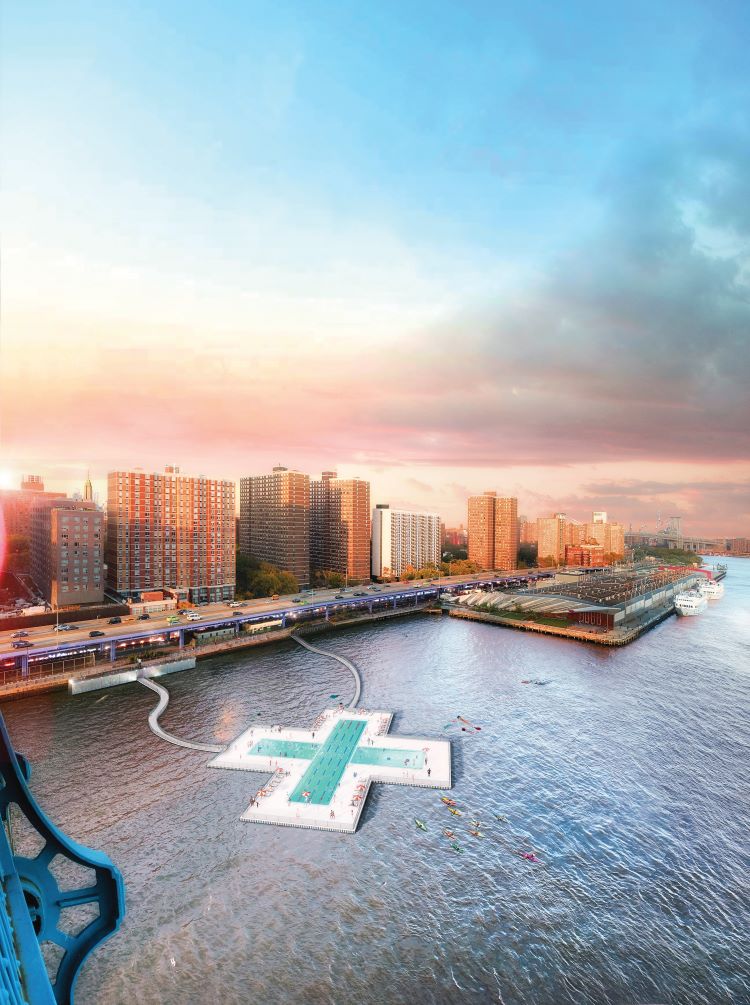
0 572 553 680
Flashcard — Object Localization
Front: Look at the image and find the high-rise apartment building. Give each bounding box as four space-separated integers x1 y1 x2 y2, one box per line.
493 496 518 569
106 467 235 602
310 471 337 576
30 499 104 607
468 492 518 569
371 505 441 579
592 511 607 524
537 513 567 564
0 475 66 538
467 492 496 568
311 473 371 582
239 467 310 585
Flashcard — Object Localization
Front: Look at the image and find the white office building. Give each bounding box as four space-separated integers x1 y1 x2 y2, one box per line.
371 505 441 579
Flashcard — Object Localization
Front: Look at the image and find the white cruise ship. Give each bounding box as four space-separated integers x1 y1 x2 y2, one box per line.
698 579 724 599
674 591 708 616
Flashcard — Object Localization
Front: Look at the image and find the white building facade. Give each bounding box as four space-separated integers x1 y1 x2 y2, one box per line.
371 505 441 579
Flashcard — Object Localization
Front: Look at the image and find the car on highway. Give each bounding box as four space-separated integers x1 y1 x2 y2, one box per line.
89 630 106 637
227 601 240 607
186 613 202 622
138 613 150 620
53 624 73 631
353 591 366 596
334 594 345 600
167 615 181 625
108 616 122 624
292 598 303 604
11 630 29 638
11 640 33 648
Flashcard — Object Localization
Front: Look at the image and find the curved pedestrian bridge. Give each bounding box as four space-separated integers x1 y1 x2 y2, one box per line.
209 707 450 833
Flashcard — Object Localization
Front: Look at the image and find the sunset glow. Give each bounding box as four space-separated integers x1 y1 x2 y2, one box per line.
1 2 748 536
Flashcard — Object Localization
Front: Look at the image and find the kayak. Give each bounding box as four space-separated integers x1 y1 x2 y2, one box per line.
495 814 508 823
469 830 484 838
440 796 457 806
448 807 462 817
470 819 481 827
450 842 464 854
443 829 455 839
515 851 540 862
415 819 427 831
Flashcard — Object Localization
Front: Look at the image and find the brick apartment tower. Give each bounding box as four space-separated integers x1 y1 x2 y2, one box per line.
537 513 567 564
493 496 519 570
0 475 66 538
239 467 310 587
311 472 371 583
106 467 235 602
30 498 104 607
468 492 518 569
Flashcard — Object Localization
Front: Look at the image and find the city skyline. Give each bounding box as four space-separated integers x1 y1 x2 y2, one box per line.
1 2 749 537
0 462 744 540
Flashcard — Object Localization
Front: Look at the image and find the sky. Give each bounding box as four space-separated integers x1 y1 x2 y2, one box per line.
1 0 749 534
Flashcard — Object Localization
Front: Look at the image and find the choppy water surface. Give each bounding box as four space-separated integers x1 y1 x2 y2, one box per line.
4 559 750 1005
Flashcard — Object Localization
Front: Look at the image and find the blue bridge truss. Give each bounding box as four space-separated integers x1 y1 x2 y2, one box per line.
0 713 125 1003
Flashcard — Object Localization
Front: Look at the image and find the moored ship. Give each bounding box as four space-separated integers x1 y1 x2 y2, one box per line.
674 591 708 616
698 579 724 599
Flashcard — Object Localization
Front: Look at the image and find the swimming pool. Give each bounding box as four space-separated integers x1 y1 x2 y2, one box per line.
289 719 367 805
247 737 425 771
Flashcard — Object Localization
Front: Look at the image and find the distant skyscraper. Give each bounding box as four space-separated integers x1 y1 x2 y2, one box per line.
311 473 371 582
593 511 607 524
107 467 235 602
468 492 518 569
583 518 624 558
31 498 104 607
239 467 310 586
519 519 537 544
371 505 441 579
84 472 93 501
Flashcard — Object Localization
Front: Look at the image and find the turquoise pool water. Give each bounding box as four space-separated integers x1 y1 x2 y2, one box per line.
248 738 319 759
289 719 367 805
351 747 424 769
248 737 424 771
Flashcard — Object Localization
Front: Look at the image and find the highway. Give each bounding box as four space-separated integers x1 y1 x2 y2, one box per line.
0 572 552 668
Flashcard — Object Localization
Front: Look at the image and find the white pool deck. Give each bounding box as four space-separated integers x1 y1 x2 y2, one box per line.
208 707 452 834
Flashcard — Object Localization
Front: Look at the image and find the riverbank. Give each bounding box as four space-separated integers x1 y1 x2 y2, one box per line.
0 604 433 700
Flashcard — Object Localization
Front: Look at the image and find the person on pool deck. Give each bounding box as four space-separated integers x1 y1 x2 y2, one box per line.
330 809 335 819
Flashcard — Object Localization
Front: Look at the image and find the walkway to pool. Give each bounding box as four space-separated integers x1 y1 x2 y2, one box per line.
291 632 361 707
208 707 452 833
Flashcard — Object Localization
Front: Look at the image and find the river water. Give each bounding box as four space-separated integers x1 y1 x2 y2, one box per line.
3 558 749 1005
